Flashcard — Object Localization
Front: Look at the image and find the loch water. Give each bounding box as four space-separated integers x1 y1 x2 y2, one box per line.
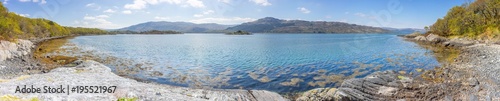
67 33 440 93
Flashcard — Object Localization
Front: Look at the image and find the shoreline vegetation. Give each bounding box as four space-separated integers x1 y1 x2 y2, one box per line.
1 0 500 100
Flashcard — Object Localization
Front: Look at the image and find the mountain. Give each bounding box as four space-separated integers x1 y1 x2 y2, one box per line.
119 21 233 32
226 17 389 33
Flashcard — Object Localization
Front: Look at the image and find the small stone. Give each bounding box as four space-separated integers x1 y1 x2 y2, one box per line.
469 95 478 101
398 71 406 75
480 55 487 59
415 68 423 72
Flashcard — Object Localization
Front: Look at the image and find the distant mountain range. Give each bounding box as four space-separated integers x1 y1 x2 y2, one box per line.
226 17 388 33
118 21 233 32
118 17 422 33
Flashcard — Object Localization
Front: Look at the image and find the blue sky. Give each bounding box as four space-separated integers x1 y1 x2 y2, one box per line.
2 0 466 29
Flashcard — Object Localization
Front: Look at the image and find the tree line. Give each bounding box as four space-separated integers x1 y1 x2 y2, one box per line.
0 4 181 41
0 3 71 40
429 0 500 40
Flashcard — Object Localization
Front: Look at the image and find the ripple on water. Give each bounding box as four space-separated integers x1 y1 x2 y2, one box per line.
59 34 440 93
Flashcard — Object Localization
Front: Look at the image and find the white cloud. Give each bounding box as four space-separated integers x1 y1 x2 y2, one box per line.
186 0 205 8
193 10 214 17
355 13 366 17
217 0 230 3
103 9 116 13
85 3 95 7
124 0 147 9
18 0 45 4
189 17 256 24
83 15 108 20
124 0 204 10
122 10 132 14
75 15 119 29
164 0 182 4
83 16 96 20
297 7 310 14
193 14 203 17
203 10 214 15
96 15 109 18
86 3 101 10
2 0 8 4
18 13 30 17
249 0 271 6
154 16 170 20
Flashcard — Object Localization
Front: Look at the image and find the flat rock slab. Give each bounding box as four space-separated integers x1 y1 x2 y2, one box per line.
0 60 288 101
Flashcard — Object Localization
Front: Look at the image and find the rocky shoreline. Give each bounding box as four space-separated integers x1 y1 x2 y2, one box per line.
0 36 73 79
0 39 288 101
0 39 44 79
296 34 500 100
1 34 499 100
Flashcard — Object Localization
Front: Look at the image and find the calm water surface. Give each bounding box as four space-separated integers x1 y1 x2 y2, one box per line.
67 33 439 93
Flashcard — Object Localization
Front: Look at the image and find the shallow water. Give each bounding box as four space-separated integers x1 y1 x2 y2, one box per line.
66 33 440 93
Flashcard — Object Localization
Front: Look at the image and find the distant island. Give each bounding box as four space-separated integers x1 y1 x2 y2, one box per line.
226 30 252 35
138 30 182 34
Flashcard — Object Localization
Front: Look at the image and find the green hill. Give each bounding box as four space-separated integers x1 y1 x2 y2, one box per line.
429 0 500 40
0 3 108 41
